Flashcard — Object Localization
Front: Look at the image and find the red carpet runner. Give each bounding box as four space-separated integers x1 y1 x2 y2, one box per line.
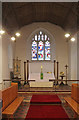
30 94 61 104
25 105 69 120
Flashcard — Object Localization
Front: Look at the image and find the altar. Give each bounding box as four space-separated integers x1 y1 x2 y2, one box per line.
29 73 55 87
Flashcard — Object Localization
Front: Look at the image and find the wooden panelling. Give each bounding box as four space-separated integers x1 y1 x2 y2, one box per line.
2 83 18 111
11 82 18 87
2 2 78 35
0 91 2 99
64 83 79 116
64 97 79 115
71 83 79 103
2 97 24 115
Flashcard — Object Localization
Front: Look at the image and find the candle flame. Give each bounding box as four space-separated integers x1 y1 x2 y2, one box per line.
41 66 43 69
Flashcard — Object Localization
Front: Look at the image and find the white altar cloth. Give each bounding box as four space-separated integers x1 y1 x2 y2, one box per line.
29 73 55 87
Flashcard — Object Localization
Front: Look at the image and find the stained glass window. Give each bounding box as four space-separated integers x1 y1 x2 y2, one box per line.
38 41 44 60
45 41 50 60
40 31 42 35
32 31 51 60
35 35 37 41
45 35 47 41
41 34 44 41
38 35 40 41
32 41 37 60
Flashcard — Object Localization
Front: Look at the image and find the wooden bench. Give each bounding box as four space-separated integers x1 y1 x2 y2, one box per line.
2 83 24 119
64 83 79 117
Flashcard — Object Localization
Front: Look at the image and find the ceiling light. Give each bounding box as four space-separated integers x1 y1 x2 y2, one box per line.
65 33 70 38
0 30 5 35
11 37 16 41
15 32 20 37
71 37 75 42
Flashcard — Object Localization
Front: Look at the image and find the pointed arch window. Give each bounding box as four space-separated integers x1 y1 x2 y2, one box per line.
32 31 51 60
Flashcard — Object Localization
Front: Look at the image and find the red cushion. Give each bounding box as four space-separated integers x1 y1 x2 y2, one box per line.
26 105 69 120
30 94 61 104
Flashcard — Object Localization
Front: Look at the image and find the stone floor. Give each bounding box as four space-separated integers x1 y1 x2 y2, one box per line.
12 92 76 119
2 84 78 120
18 84 71 92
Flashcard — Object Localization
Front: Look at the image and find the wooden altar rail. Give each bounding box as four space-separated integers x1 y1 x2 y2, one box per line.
3 79 79 82
49 79 79 82
3 79 35 82
3 79 79 92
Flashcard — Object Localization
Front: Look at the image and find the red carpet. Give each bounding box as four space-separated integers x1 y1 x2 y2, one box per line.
30 94 61 104
25 105 69 120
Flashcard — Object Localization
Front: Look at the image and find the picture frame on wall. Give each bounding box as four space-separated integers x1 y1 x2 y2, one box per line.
13 57 21 78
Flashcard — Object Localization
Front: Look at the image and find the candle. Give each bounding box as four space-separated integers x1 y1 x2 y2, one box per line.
41 65 43 69
41 65 43 79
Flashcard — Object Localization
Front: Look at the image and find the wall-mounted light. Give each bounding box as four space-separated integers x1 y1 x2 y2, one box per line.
65 33 70 38
11 32 21 42
15 32 20 37
71 37 75 42
0 29 5 35
65 33 76 42
11 37 16 41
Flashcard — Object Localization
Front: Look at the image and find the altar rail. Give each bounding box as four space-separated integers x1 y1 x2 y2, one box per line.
3 79 79 92
3 79 79 82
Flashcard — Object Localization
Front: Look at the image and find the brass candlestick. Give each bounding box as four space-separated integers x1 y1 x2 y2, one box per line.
65 64 68 85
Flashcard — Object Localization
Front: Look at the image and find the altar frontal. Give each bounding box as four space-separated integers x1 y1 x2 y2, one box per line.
28 62 55 87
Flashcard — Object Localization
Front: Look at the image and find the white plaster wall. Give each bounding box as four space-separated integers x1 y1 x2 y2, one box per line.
0 36 2 90
68 41 71 81
0 1 2 91
2 32 15 89
68 34 77 85
71 35 77 80
77 31 79 81
15 22 68 79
